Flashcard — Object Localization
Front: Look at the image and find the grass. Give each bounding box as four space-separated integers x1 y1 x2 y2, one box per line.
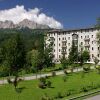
0 70 100 100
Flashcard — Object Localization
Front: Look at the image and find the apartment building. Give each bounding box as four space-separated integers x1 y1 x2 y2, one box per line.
46 27 100 63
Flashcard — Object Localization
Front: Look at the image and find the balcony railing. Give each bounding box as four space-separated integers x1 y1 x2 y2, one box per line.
62 45 66 48
84 38 90 41
84 44 90 47
62 51 67 54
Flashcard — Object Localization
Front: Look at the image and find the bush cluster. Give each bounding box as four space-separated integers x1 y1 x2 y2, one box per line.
38 77 52 89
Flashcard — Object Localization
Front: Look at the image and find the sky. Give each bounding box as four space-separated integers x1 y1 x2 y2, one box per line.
0 0 100 29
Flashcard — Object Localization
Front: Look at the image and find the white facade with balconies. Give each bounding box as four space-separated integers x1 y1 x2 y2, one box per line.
46 28 100 63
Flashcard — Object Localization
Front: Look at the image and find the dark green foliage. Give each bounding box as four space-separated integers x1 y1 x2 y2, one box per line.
39 77 46 85
56 92 63 98
96 65 100 74
93 57 99 67
39 77 46 88
0 28 46 76
7 77 13 84
39 77 52 89
62 75 67 82
60 56 68 69
38 82 46 89
78 50 90 67
68 41 78 64
1 34 26 75
52 71 56 77
43 37 55 69
63 69 68 75
47 81 52 88
82 50 90 62
81 87 88 92
7 75 23 89
83 66 90 73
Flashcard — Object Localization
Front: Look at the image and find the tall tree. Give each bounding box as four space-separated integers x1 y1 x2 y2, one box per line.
2 34 26 88
44 36 55 69
78 50 90 67
96 17 100 54
68 41 78 64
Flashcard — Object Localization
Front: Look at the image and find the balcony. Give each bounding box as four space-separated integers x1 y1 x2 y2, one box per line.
84 38 90 41
62 51 67 54
62 45 67 49
62 40 67 42
84 44 90 47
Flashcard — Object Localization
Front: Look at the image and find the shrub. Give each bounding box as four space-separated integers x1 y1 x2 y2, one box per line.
62 76 67 82
56 92 63 98
39 77 46 85
83 66 90 73
65 91 71 96
47 81 52 88
41 93 53 100
7 77 12 84
63 69 68 75
39 77 46 89
81 87 88 92
38 82 45 89
45 75 49 79
52 71 56 77
95 65 100 74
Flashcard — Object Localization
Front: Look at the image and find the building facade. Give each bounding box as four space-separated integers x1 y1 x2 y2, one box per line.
46 27 100 63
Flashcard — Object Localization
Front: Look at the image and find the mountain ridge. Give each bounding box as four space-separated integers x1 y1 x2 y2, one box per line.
0 19 50 29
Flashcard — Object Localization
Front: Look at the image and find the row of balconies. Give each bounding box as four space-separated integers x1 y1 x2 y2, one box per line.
62 44 90 47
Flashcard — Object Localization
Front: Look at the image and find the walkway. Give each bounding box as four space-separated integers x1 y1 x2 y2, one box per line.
0 66 95 85
85 94 100 100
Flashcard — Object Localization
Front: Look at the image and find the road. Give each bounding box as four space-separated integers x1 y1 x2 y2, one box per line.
85 95 100 100
0 66 95 85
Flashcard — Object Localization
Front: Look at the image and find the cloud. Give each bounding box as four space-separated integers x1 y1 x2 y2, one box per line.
0 5 63 29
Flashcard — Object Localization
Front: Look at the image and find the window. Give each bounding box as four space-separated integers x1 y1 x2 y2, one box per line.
81 48 83 51
81 36 82 39
59 55 61 58
54 33 55 36
98 47 99 50
98 54 99 57
59 43 60 46
92 54 94 58
92 35 93 38
92 47 94 50
65 37 66 40
81 42 83 45
92 41 93 44
59 49 60 52
68 37 70 40
68 43 70 46
59 38 60 41
54 49 55 52
62 37 64 40
54 44 55 46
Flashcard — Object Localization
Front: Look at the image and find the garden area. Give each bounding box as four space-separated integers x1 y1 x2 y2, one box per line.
0 70 100 100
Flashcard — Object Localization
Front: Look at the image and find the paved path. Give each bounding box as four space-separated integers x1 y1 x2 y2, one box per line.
0 66 95 85
85 94 100 100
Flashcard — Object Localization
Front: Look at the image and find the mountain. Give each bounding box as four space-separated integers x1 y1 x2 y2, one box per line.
0 20 16 29
0 19 50 29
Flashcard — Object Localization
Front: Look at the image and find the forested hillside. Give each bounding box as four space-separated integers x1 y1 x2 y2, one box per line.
0 28 46 51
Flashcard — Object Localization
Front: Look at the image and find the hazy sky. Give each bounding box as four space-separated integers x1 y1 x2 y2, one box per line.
0 0 100 29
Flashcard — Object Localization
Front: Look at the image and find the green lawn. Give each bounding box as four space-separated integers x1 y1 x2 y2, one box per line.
0 70 100 100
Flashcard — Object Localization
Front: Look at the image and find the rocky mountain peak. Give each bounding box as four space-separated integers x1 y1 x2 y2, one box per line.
0 19 50 29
